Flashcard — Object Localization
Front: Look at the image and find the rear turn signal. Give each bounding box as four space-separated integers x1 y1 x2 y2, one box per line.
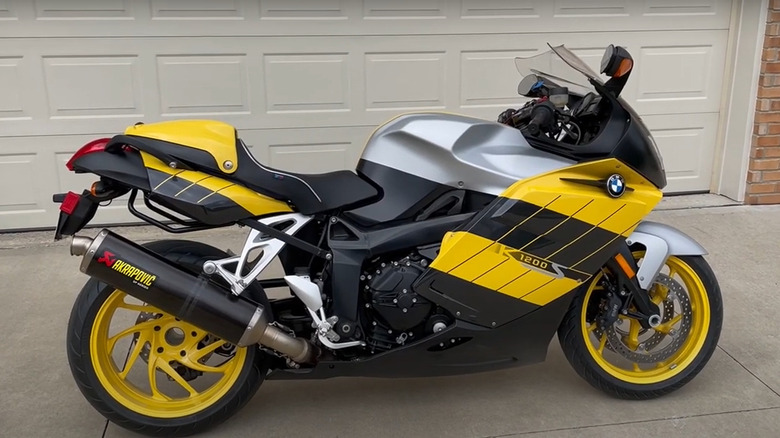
90 181 102 196
66 138 110 171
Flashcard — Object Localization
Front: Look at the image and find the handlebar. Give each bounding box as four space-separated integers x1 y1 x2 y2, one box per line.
525 101 556 136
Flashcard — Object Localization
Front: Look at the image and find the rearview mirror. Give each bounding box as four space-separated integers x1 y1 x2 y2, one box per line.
600 44 633 78
517 74 541 96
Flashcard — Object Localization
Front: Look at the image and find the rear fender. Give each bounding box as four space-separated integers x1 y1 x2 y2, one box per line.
55 150 151 239
70 149 151 191
626 221 707 289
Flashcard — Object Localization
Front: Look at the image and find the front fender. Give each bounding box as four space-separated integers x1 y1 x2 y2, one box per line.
626 221 707 289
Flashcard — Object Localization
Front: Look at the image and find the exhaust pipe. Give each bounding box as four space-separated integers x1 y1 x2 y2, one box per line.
70 229 317 364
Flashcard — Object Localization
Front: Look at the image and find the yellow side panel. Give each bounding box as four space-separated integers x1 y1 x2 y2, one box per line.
449 243 507 282
429 232 493 273
543 196 593 217
141 152 292 216
429 158 662 307
126 120 238 174
473 258 527 291
502 158 662 234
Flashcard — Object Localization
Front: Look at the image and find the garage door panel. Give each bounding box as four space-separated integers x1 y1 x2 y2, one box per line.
157 54 250 116
460 49 535 108
459 0 541 19
259 0 347 19
626 35 728 115
365 51 446 111
0 0 731 37
362 0 446 19
0 0 12 19
0 141 57 229
43 55 143 119
642 113 720 193
0 153 42 213
642 0 722 16
33 0 133 19
150 0 244 19
264 53 350 113
0 56 27 120
553 0 629 18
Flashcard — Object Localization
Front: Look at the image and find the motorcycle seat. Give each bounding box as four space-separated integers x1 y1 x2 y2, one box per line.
230 141 378 215
109 120 378 215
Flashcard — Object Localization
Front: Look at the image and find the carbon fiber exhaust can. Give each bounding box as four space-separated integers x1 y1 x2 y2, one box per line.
70 229 316 363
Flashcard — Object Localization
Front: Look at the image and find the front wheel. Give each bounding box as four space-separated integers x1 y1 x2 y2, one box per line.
558 254 722 399
67 240 270 437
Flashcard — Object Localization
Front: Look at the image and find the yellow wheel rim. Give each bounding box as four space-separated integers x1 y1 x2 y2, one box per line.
581 254 710 385
89 290 248 418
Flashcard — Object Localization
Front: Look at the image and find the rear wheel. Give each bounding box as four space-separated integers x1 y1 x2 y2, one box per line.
558 254 722 398
67 240 270 437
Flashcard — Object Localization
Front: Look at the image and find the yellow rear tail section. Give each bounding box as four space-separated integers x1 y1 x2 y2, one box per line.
126 120 238 174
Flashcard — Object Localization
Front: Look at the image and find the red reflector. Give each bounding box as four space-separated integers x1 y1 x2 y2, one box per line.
60 191 81 214
66 138 110 171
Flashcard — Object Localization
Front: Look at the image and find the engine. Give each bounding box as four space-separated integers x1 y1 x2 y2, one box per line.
361 252 436 352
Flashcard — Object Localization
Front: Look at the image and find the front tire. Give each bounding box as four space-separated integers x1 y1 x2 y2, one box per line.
558 254 722 399
67 240 270 437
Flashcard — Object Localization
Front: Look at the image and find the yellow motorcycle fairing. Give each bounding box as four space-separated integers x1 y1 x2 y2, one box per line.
415 158 662 327
126 120 239 174
140 152 292 225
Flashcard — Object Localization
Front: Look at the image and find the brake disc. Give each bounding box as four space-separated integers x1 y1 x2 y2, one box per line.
604 274 692 363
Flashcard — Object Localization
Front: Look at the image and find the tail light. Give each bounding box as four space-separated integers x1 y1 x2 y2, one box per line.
66 138 110 171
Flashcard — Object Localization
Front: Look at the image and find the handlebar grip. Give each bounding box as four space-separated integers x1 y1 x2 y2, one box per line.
525 102 556 136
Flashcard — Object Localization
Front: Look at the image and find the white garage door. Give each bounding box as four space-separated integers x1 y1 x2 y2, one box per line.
0 0 732 230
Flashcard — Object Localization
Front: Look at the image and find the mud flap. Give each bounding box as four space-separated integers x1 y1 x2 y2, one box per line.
53 191 99 240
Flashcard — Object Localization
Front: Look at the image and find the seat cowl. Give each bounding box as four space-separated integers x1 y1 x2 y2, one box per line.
124 120 238 174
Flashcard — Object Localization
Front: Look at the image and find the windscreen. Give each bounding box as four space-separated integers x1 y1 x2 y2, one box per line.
514 44 604 95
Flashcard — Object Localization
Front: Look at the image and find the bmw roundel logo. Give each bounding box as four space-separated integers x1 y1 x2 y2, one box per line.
606 174 626 198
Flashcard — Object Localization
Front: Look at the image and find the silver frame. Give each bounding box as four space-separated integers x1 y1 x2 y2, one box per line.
203 213 312 296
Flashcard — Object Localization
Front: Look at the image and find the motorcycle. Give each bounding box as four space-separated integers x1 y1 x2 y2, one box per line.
56 44 722 436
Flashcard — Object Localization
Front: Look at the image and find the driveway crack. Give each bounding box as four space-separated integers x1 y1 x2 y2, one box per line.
717 344 780 398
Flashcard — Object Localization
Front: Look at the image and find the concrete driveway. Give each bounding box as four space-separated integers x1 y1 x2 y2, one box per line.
1 200 779 437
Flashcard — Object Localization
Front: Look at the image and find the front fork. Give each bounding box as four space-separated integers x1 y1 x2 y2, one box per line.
601 244 661 330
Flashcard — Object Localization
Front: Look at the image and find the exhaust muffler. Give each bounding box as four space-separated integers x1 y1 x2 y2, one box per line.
70 229 317 364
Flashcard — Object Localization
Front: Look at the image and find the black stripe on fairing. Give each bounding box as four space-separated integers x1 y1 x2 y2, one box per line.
414 269 540 327
549 226 621 268
498 208 568 250
466 197 554 241
525 218 596 258
571 220 639 273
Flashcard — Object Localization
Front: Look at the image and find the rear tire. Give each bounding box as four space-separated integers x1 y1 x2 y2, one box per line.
67 240 271 437
558 255 722 399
